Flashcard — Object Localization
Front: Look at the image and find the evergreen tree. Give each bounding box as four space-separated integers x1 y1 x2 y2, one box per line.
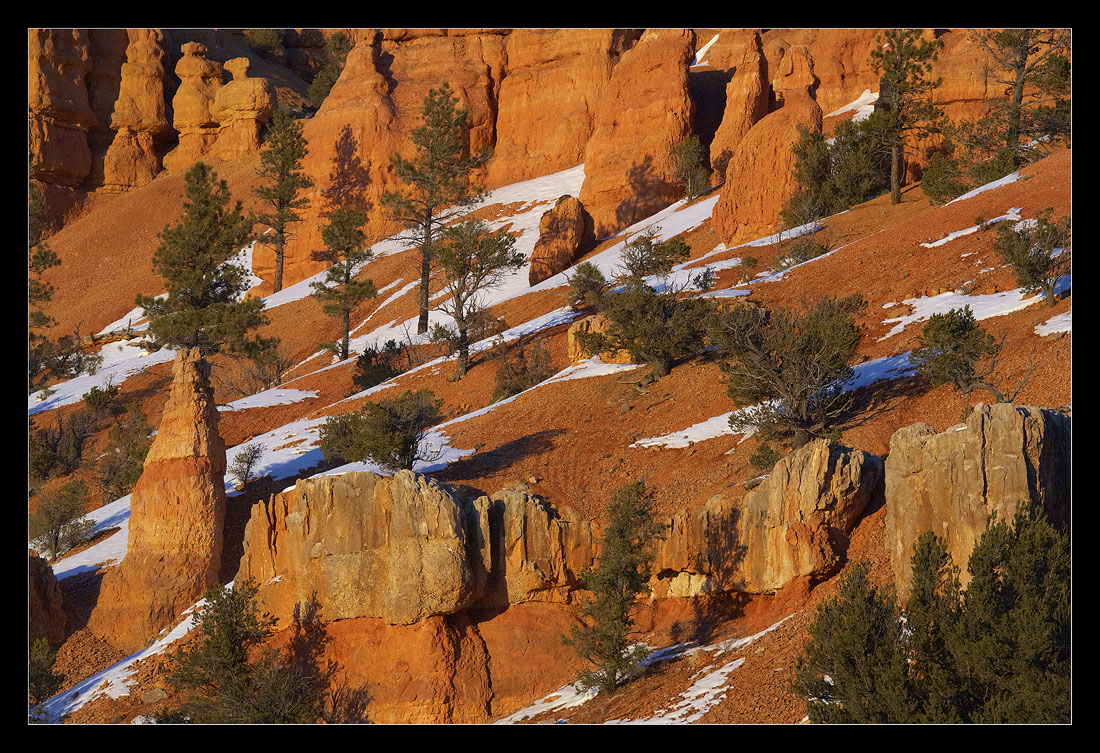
565 261 609 311
432 219 524 380
351 340 405 392
668 135 711 201
380 83 491 334
29 480 94 562
255 107 313 294
310 126 377 362
710 294 865 448
909 306 1030 403
95 402 154 502
307 31 353 108
563 481 665 696
616 226 691 283
29 637 64 722
135 162 269 357
869 29 944 205
993 208 1071 307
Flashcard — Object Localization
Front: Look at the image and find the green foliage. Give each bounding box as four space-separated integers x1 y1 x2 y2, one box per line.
255 108 313 293
95 402 153 502
565 261 608 311
576 280 714 380
29 637 64 710
433 219 525 379
352 340 405 392
993 208 1071 306
318 390 443 472
668 135 711 201
307 31 354 108
793 503 1070 723
747 441 780 471
563 481 665 695
29 480 94 562
244 29 284 55
229 444 267 488
160 580 369 724
136 162 269 357
310 126 376 362
491 339 552 403
919 148 969 205
710 294 865 447
617 226 690 283
869 29 944 204
28 411 95 483
380 83 491 334
909 306 1004 399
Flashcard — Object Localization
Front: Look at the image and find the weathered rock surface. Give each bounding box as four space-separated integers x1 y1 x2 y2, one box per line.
86 348 226 653
566 313 635 365
579 29 696 238
527 195 596 286
708 30 769 182
884 403 1071 601
652 439 882 597
711 43 822 245
28 28 95 186
210 57 277 161
487 29 640 187
102 29 171 192
29 550 67 647
161 42 224 173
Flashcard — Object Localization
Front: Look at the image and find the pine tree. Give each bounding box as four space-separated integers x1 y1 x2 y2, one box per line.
29 637 64 722
433 219 524 380
29 480 94 562
255 107 313 294
993 208 1071 307
318 390 443 472
380 83 491 334
135 162 270 357
668 135 710 201
310 126 376 362
869 29 944 205
307 31 353 108
564 481 665 696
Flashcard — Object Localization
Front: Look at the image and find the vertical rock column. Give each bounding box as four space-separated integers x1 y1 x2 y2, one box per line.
88 348 227 653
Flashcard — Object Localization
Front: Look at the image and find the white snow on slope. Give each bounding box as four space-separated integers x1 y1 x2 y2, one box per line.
692 33 719 66
945 172 1021 205
919 208 1022 247
217 387 319 412
878 274 1072 340
29 341 176 415
1036 311 1072 336
825 89 878 122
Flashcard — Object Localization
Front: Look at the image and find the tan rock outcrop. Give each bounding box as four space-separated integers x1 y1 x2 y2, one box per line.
711 44 823 245
528 195 596 286
652 439 882 597
884 403 1071 601
579 29 696 238
487 29 640 187
210 57 278 161
102 29 171 192
86 348 226 653
161 42 224 173
28 29 95 186
238 471 483 626
29 550 67 647
566 313 635 365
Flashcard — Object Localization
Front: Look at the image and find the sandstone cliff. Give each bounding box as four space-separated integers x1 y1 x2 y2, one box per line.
86 348 227 653
29 550 67 647
884 403 1071 601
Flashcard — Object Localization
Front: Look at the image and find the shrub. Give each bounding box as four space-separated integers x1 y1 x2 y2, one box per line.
909 306 1029 403
668 135 711 201
565 261 608 311
28 411 95 483
993 208 1071 307
28 637 64 721
229 443 267 488
617 226 690 283
748 442 781 471
711 294 865 448
574 280 714 380
95 402 154 502
352 340 405 392
563 481 665 695
319 390 443 472
920 150 968 205
491 340 553 403
29 480 94 562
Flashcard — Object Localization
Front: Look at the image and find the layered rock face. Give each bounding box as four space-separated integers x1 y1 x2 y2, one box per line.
29 550 67 647
86 348 227 653
161 42 224 173
652 439 882 597
711 43 823 245
884 403 1071 601
579 29 696 238
487 29 640 187
210 57 277 160
527 195 595 286
28 29 95 187
102 29 172 192
708 30 769 183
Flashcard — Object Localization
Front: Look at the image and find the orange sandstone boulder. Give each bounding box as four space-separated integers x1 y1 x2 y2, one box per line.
708 30 769 182
579 29 696 239
210 57 277 161
86 348 226 653
161 42 224 173
528 195 595 286
29 550 67 647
